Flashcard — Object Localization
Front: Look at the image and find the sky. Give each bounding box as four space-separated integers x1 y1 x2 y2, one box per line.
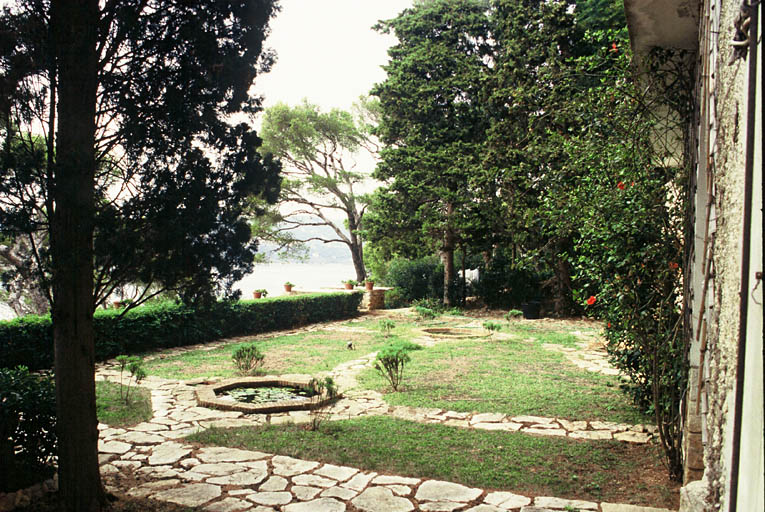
252 0 414 113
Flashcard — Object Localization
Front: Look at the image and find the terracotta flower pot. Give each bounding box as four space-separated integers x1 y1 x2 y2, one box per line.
253 291 263 299
284 284 293 292
344 283 353 290
365 281 374 291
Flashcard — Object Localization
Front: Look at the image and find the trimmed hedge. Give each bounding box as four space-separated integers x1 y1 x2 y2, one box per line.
0 292 363 371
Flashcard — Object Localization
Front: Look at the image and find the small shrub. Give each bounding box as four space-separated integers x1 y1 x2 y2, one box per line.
342 279 358 286
232 344 265 375
483 321 502 333
374 341 422 391
378 318 396 337
505 309 523 320
305 376 339 431
384 257 443 302
0 366 57 492
115 355 146 404
411 297 443 312
414 306 437 322
384 287 409 309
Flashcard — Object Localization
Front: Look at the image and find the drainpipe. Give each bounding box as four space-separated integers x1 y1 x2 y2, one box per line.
728 1 761 511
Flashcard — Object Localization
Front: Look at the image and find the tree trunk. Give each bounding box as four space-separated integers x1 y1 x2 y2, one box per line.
50 1 105 511
441 203 456 306
348 216 366 282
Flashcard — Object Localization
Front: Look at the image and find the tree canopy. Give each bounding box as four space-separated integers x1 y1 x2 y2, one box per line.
0 0 282 314
367 0 493 304
258 100 376 281
0 1 281 509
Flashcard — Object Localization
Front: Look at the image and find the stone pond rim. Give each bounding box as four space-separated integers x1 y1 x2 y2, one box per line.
195 375 341 414
419 327 489 339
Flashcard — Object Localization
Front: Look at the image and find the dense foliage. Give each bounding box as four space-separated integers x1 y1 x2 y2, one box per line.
366 0 493 305
0 366 57 492
0 292 362 371
366 0 690 479
0 0 282 313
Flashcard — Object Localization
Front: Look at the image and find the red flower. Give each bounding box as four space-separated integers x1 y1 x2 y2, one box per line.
586 295 597 305
617 181 626 190
610 42 618 52
669 262 679 270
607 322 611 328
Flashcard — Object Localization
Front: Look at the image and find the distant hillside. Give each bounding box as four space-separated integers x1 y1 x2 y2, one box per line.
257 223 352 264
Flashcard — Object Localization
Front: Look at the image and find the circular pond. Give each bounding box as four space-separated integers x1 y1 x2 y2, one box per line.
196 376 340 414
219 385 315 404
419 327 487 338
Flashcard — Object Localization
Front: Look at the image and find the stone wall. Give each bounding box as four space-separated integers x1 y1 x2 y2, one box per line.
685 0 764 510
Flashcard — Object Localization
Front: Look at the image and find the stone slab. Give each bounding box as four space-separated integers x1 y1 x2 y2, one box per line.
512 415 555 424
419 502 464 512
292 485 322 500
204 497 252 512
470 412 506 424
259 476 289 491
484 491 532 508
271 455 320 476
152 483 222 507
148 442 192 466
315 464 359 482
284 497 346 511
197 446 269 463
293 474 337 488
569 430 613 440
207 468 268 486
247 491 293 506
98 441 132 454
321 486 359 500
342 472 377 491
601 504 675 512
352 487 414 512
192 462 247 476
415 480 482 503
372 475 421 486
534 496 598 510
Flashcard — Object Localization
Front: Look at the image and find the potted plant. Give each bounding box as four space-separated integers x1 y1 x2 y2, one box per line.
284 281 294 292
364 278 374 291
253 289 267 299
342 279 357 290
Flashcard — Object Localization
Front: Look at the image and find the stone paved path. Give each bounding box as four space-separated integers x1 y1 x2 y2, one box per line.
91 370 673 512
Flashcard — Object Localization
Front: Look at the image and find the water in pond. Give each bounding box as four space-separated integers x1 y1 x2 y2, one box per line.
218 386 316 404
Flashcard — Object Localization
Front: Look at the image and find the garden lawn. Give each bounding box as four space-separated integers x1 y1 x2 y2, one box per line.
357 319 648 424
188 416 678 508
96 380 152 427
142 329 391 380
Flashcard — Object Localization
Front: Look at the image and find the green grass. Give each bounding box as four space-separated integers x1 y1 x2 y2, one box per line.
143 330 393 380
358 331 646 423
96 380 152 427
144 314 644 423
187 416 676 507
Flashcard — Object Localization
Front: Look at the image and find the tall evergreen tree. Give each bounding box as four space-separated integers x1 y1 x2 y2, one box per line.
1 1 280 509
368 0 492 305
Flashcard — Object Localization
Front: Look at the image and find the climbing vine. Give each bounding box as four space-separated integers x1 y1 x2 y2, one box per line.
566 31 694 480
